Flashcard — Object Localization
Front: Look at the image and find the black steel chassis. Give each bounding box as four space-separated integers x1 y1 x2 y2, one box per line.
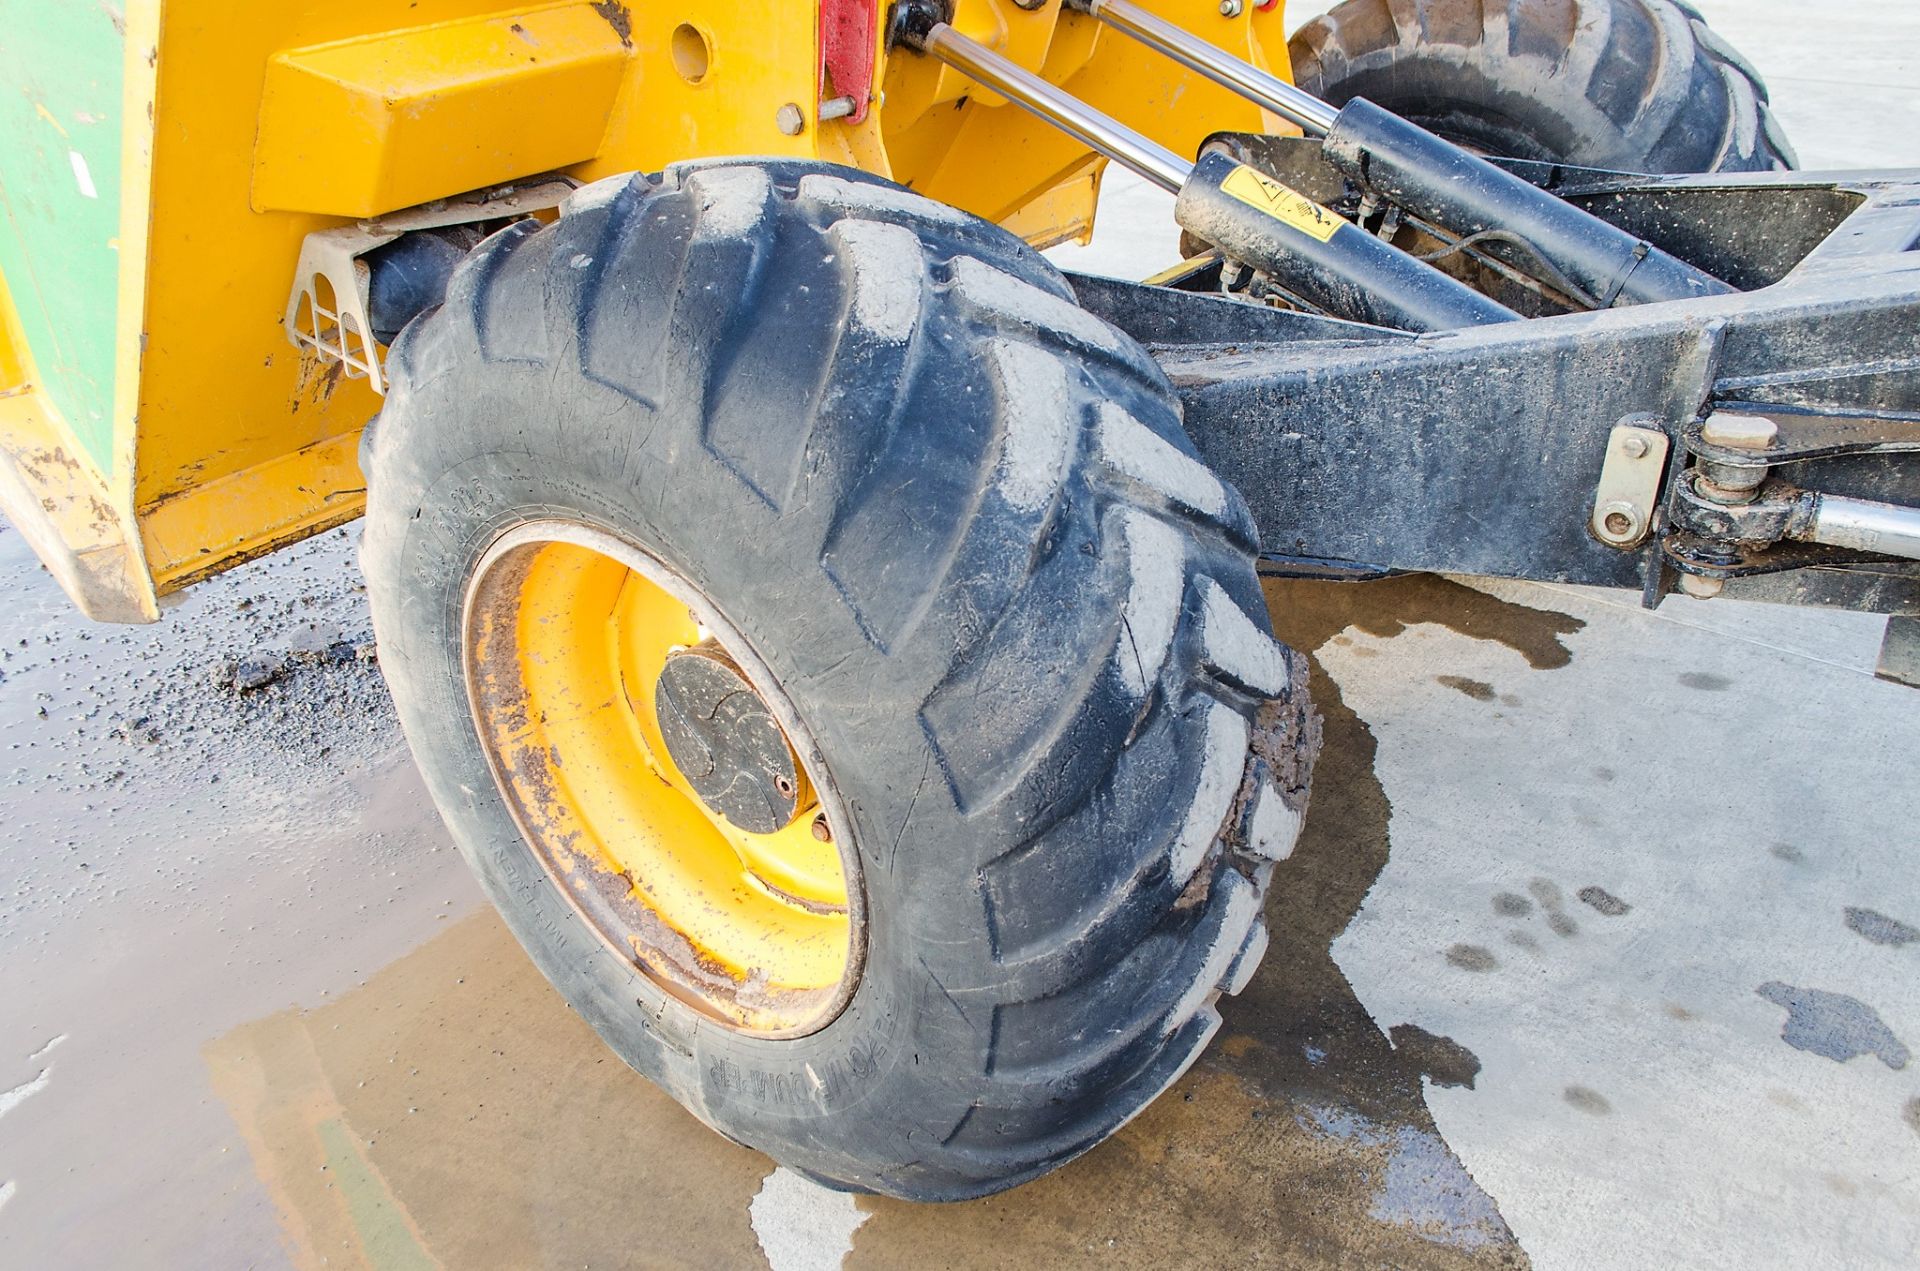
1070 139 1920 675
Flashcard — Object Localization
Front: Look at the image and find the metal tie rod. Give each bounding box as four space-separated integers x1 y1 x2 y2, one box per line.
1069 0 1340 137
906 20 1194 194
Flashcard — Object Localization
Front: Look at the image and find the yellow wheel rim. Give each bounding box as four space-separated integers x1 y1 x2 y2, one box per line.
462 521 861 1036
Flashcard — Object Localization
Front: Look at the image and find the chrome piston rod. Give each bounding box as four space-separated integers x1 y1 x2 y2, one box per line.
910 21 1193 194
1070 0 1340 137
1799 495 1920 562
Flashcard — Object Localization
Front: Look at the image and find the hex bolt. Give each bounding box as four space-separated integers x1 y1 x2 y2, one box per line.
1679 574 1725 600
776 103 806 136
1220 0 1245 15
811 814 833 843
1620 433 1651 460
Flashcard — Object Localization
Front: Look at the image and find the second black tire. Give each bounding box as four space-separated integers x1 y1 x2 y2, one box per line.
1290 0 1796 173
361 160 1317 1199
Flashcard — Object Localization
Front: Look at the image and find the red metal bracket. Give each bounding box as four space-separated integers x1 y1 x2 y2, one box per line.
820 0 878 124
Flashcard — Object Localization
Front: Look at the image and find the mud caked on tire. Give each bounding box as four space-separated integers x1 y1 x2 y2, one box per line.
360 159 1317 1199
1291 0 1796 173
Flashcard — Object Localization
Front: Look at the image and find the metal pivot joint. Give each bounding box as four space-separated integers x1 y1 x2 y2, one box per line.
1663 409 1920 586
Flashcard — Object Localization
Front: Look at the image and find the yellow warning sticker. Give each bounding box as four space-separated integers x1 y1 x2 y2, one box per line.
1219 166 1346 243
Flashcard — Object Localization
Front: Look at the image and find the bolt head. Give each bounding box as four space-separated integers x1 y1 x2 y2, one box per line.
1595 500 1643 545
1700 412 1779 452
775 103 806 137
1679 574 1725 600
1220 0 1245 15
1621 434 1651 460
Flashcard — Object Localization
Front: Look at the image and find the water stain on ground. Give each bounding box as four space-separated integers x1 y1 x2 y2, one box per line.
1678 672 1735 692
1527 879 1579 939
1843 907 1919 947
206 574 1585 1270
1578 887 1631 918
1562 1087 1612 1116
1755 982 1911 1070
1390 1026 1483 1091
1448 944 1500 972
1438 676 1497 702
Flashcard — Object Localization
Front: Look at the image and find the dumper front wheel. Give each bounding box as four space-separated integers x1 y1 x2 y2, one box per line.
360 161 1316 1200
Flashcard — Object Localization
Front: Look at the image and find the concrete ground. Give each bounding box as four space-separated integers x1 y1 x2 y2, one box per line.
3 3 1918 1268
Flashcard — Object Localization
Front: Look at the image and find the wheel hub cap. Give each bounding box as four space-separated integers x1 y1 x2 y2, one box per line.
656 642 811 836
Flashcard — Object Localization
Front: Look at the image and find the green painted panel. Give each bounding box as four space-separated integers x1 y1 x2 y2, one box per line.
0 0 126 470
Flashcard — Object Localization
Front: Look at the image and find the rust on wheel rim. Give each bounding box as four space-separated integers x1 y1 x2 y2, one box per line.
462 521 864 1037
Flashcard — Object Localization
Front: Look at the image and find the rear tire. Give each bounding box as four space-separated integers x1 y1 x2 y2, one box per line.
1290 0 1797 173
362 160 1317 1199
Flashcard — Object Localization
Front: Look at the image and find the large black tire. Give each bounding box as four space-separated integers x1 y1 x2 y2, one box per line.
361 159 1317 1199
1290 0 1796 173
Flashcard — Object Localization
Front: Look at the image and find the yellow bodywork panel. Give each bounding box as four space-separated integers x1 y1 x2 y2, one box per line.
0 0 1297 619
253 5 631 218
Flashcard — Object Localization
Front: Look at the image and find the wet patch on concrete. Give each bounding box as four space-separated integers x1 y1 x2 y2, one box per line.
1390 1025 1483 1091
1904 1097 1920 1137
1577 887 1631 918
1492 892 1532 918
207 914 773 1271
1527 879 1579 939
1271 575 1585 673
1677 672 1735 692
1448 944 1499 972
1562 1087 1611 1116
1844 907 1919 948
1771 843 1807 865
1438 675 1497 702
1306 1104 1511 1251
1755 982 1911 1070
